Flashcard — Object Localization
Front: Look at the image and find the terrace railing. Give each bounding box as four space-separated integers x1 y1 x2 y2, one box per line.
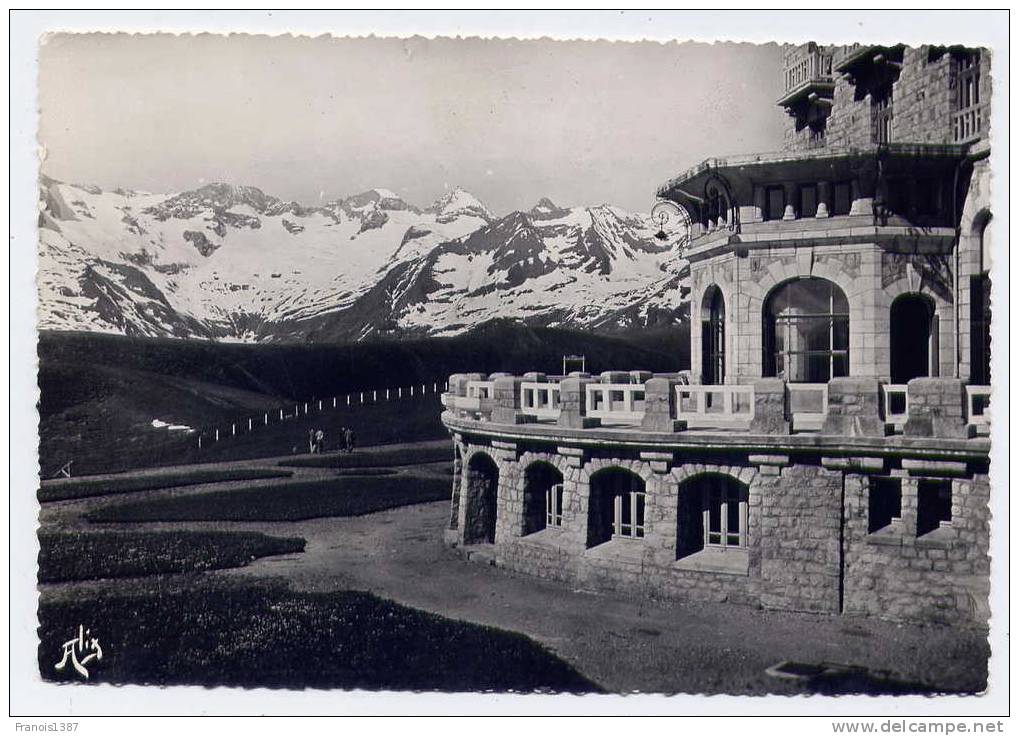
787 383 829 432
462 380 495 411
442 372 990 441
881 383 910 429
965 385 991 434
585 383 646 425
783 44 835 94
952 105 987 144
520 381 562 420
675 384 755 429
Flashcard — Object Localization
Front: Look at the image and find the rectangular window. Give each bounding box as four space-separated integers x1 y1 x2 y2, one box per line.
872 88 893 144
970 274 992 385
956 53 980 109
799 184 818 219
833 181 853 216
545 483 564 528
765 186 786 221
702 478 748 549
916 479 952 536
613 489 645 539
868 477 902 533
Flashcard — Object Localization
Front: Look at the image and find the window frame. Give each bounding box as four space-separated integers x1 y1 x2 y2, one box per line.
702 476 748 550
916 479 953 537
871 87 894 144
607 472 646 540
799 183 819 219
545 482 564 528
764 278 851 383
832 181 853 216
868 477 903 534
764 185 786 222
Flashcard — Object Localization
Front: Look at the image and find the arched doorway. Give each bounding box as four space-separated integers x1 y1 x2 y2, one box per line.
463 452 498 544
763 277 850 382
522 461 564 535
586 468 646 548
701 285 726 385
890 294 938 383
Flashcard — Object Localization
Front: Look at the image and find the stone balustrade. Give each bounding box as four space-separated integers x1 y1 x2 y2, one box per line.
442 372 990 440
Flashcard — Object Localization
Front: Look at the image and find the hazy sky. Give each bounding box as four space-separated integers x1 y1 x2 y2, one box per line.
39 34 788 214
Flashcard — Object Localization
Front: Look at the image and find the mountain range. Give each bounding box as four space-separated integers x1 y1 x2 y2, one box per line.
37 177 690 342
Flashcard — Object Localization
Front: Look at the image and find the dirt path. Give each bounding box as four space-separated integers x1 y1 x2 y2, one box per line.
218 501 987 695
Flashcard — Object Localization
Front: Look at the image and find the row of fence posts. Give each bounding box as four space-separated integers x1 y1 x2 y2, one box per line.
195 381 448 450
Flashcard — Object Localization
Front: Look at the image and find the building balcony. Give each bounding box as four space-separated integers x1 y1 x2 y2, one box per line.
441 372 991 452
777 43 835 111
952 103 989 144
832 44 905 86
656 143 970 254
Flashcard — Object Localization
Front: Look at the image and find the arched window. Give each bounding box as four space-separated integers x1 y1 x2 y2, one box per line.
890 294 938 383
701 285 726 385
522 461 564 535
763 278 850 382
677 474 749 560
463 453 498 545
970 212 992 385
587 468 645 548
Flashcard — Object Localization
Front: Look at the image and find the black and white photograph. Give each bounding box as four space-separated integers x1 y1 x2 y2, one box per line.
9 9 1009 726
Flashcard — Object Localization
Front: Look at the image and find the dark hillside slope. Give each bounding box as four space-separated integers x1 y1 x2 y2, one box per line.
37 323 689 474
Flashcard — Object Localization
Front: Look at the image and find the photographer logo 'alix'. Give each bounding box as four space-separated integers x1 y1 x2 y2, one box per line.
55 625 102 679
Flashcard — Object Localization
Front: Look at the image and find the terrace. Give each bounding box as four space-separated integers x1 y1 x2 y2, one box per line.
442 371 990 452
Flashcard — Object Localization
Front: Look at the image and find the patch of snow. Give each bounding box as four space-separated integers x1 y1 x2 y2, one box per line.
151 419 194 432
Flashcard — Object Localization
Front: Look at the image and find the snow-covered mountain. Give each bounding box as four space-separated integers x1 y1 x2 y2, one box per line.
37 177 689 342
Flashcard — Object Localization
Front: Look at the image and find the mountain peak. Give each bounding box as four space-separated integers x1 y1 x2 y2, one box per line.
427 186 492 222
342 188 418 214
528 197 570 220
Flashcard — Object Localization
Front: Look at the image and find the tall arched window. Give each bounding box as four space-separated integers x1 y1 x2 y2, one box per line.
701 285 726 385
763 278 850 382
463 453 498 545
890 293 938 383
970 212 992 385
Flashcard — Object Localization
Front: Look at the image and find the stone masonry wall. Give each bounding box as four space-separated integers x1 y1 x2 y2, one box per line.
753 463 843 614
842 472 991 624
449 433 989 624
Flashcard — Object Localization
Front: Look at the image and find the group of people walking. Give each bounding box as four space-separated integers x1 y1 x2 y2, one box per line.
306 426 356 454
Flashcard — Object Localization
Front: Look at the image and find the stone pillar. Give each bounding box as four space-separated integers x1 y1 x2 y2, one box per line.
557 376 599 429
447 373 474 397
903 378 975 439
849 177 873 216
821 377 890 437
491 375 529 425
641 377 686 432
752 185 766 223
782 183 797 220
749 378 790 435
443 439 464 546
816 181 831 218
600 371 630 384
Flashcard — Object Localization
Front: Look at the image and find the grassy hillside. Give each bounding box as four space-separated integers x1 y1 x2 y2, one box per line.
37 322 689 475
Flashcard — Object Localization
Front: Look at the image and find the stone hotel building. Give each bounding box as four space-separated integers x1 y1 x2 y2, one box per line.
440 43 993 625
